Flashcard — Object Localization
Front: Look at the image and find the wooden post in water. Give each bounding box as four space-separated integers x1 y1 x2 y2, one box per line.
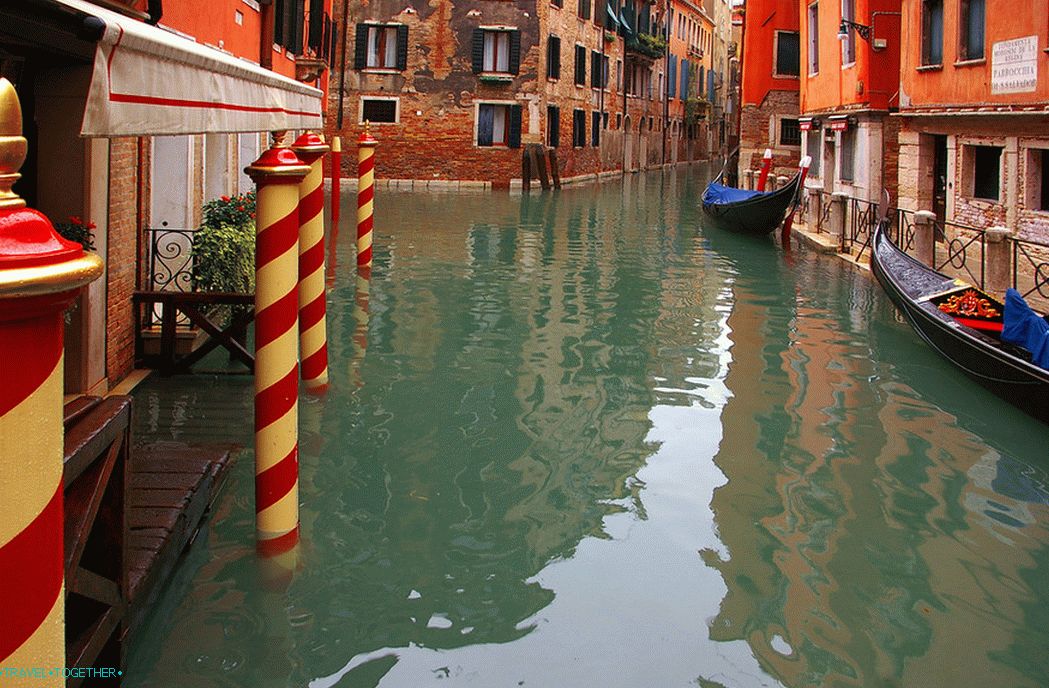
548 148 562 189
522 149 532 192
0 78 103 679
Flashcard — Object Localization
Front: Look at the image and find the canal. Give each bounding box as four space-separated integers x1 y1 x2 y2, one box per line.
126 166 1049 687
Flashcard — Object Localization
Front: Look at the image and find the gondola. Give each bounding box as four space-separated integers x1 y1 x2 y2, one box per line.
701 156 811 235
870 216 1049 425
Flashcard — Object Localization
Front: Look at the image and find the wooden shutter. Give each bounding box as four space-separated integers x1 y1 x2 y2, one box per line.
308 0 323 50
329 21 338 66
396 25 409 69
580 0 591 21
290 0 305 54
274 0 286 46
574 45 586 85
547 37 561 79
591 50 601 86
508 105 522 149
548 106 560 147
591 111 601 146
354 24 369 69
668 56 676 97
472 29 485 73
508 30 521 74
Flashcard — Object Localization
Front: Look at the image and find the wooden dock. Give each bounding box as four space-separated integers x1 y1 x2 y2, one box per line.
63 396 238 681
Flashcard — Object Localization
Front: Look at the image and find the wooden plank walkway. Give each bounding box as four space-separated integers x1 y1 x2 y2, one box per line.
125 441 238 633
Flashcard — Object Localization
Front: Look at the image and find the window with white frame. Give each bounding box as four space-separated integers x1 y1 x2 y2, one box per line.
841 0 856 64
360 97 398 124
839 127 855 181
354 24 407 70
472 28 521 75
477 103 521 147
774 30 800 77
485 31 510 71
807 3 819 74
959 0 985 60
780 118 802 147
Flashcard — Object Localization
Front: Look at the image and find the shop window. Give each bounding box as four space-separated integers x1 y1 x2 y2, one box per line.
921 0 944 66
780 118 802 147
959 0 985 60
774 30 800 77
806 131 822 177
547 105 560 148
967 145 1001 200
839 128 855 182
547 36 561 79
477 103 522 148
572 108 586 147
471 29 521 75
807 3 819 74
354 23 408 70
360 98 398 124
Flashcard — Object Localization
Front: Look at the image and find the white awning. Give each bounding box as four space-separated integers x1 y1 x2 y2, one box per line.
51 0 323 137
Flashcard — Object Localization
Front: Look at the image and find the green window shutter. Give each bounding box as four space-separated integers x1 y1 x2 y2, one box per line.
509 105 523 148
472 29 485 73
547 36 561 79
396 25 409 70
509 30 521 74
354 24 368 69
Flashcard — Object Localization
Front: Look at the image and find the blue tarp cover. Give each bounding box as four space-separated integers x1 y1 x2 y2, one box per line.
702 182 767 205
1002 288 1049 370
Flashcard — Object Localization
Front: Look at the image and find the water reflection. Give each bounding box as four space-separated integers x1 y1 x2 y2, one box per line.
126 167 1049 688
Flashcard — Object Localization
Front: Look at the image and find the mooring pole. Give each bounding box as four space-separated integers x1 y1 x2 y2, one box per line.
331 135 342 230
356 123 377 268
0 78 103 677
756 148 773 192
291 132 331 394
245 133 310 555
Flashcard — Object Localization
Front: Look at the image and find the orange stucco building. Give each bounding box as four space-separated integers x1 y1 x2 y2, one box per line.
738 0 801 179
896 0 1049 242
667 0 717 163
798 0 901 202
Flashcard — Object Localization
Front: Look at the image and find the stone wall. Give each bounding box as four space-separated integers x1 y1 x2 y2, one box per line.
738 89 800 179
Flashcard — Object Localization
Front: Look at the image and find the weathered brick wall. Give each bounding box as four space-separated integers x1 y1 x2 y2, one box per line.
327 0 670 184
738 89 799 178
106 137 139 383
881 114 900 207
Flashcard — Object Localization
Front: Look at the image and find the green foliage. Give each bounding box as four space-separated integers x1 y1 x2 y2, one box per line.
53 216 96 251
191 221 255 294
201 191 256 231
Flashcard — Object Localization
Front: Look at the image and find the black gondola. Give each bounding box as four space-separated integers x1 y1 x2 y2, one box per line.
700 156 811 235
870 217 1049 425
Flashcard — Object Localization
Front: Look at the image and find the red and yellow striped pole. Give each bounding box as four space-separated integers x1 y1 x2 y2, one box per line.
0 78 103 676
245 133 310 555
291 132 331 394
349 266 371 388
356 124 377 268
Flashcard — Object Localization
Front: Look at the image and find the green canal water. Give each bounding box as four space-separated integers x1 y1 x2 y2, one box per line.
126 167 1049 687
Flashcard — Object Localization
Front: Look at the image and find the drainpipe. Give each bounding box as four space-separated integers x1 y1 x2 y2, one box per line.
336 0 349 129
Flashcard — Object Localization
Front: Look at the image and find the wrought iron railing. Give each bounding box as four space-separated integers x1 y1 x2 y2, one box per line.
147 226 196 293
932 220 985 289
1012 237 1049 312
842 197 881 260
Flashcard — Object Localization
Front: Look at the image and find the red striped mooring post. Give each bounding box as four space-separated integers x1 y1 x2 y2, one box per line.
245 133 310 555
356 123 377 268
756 148 773 192
291 132 331 394
0 78 103 675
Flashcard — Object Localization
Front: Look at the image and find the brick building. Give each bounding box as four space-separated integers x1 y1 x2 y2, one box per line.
326 0 684 187
1 0 332 394
798 0 901 203
896 0 1049 243
737 0 801 179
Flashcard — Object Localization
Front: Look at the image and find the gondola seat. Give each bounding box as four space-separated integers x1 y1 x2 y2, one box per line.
1002 288 1049 370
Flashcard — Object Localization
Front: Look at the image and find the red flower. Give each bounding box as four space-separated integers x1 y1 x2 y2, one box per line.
70 215 82 225
237 205 245 212
221 195 231 202
86 222 97 230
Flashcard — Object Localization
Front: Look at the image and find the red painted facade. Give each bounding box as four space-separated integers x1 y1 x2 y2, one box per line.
741 0 800 107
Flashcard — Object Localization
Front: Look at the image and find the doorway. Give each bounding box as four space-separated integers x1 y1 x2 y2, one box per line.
932 134 948 223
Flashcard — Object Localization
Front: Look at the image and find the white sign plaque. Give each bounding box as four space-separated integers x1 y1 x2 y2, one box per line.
991 36 1039 95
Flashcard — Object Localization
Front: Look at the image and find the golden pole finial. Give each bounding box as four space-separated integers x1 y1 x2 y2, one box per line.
0 78 28 210
271 130 290 148
364 120 371 138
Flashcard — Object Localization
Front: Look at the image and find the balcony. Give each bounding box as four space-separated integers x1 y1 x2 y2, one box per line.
625 33 666 61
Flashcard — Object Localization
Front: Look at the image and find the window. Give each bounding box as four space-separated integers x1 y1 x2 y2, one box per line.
959 0 985 60
354 23 408 70
578 0 591 21
361 98 398 123
590 51 609 88
471 29 521 74
547 36 561 79
680 62 688 99
477 103 522 147
841 0 856 64
969 145 1001 200
668 55 677 98
780 118 802 147
572 109 586 147
921 0 944 66
775 31 800 77
592 111 601 146
275 0 306 55
548 105 560 147
1039 150 1049 211
551 0 563 8
575 45 587 85
807 3 819 74
839 128 855 181
806 131 821 177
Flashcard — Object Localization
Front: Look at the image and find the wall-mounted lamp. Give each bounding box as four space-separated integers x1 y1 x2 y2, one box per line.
837 19 871 41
